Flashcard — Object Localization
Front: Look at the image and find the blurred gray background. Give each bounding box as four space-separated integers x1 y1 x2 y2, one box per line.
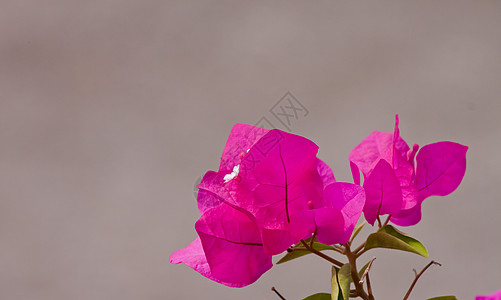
1 1 500 299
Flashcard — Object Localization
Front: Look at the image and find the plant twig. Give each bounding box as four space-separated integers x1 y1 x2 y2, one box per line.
356 247 369 258
359 257 376 285
383 215 391 227
359 257 376 300
310 230 317 248
300 240 344 268
271 287 286 300
402 261 442 300
354 241 369 258
289 246 307 251
333 244 346 254
345 244 371 300
353 242 366 255
366 271 374 300
350 290 358 298
349 221 366 244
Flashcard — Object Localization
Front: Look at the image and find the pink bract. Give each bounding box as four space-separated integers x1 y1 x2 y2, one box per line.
195 203 273 286
319 182 365 244
170 170 272 287
349 115 468 226
476 289 501 300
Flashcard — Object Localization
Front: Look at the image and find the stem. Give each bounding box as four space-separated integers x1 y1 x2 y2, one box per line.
359 257 376 285
290 245 344 255
402 261 441 300
271 287 286 300
333 244 346 254
383 215 391 227
345 244 371 300
356 247 369 258
310 230 317 248
366 272 374 300
300 240 344 268
353 242 366 255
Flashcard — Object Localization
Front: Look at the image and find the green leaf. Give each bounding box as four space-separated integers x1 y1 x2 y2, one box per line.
350 221 366 242
331 264 351 300
338 264 352 300
302 292 332 300
331 267 340 300
277 241 335 264
426 296 457 300
364 225 428 257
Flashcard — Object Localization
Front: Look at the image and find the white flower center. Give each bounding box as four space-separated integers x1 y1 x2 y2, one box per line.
223 165 240 183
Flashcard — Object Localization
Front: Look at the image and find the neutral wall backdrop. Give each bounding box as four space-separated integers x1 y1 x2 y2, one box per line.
1 1 500 299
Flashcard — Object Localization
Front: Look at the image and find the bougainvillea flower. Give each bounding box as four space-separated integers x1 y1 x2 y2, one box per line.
476 289 501 300
171 123 366 287
349 115 468 226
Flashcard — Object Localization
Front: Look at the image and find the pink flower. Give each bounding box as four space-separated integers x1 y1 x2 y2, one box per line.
171 124 365 287
476 289 501 300
349 115 468 226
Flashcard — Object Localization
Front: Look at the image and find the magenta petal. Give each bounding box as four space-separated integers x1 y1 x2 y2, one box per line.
219 124 269 173
394 141 468 226
476 289 501 300
169 238 212 282
393 114 411 155
415 141 468 199
363 159 403 225
316 158 336 186
407 144 419 167
196 170 249 216
314 207 345 245
389 116 416 196
349 115 410 178
288 210 316 240
319 182 365 244
390 199 422 226
388 183 420 226
349 131 394 177
260 227 300 256
236 129 322 254
196 171 231 214
260 211 315 255
392 144 419 218
350 162 361 186
170 238 246 287
195 204 272 287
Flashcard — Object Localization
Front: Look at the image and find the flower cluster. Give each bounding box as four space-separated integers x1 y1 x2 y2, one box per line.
170 115 468 293
350 115 468 226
